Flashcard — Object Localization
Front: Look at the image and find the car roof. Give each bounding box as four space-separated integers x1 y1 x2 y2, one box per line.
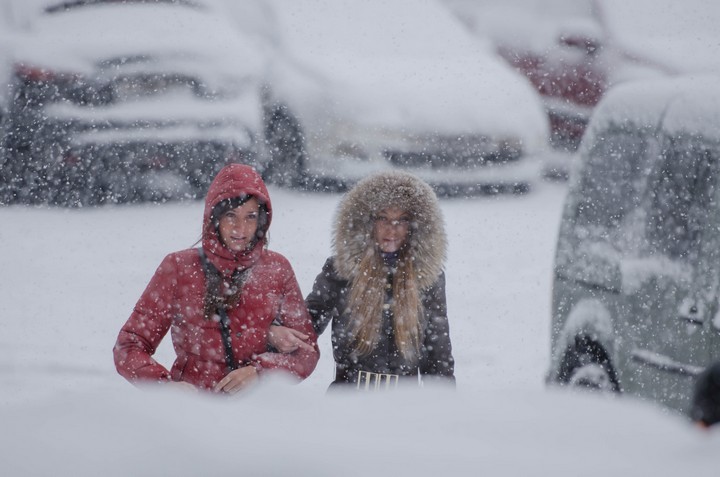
582 75 720 149
7 0 265 85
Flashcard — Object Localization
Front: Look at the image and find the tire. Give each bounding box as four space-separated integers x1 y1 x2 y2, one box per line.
556 336 620 393
568 362 615 391
263 105 307 188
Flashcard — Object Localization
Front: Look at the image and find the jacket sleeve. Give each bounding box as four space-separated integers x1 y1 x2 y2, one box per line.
113 254 177 384
254 259 319 380
419 271 455 382
305 257 344 335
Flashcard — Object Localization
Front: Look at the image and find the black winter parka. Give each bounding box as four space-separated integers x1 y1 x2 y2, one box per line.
307 257 455 386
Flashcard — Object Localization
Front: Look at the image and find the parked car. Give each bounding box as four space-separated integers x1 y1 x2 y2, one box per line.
443 0 720 154
0 0 267 206
248 0 550 196
546 75 720 415
443 0 606 152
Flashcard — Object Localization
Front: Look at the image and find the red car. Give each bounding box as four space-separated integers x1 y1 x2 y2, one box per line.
444 0 702 151
497 33 605 151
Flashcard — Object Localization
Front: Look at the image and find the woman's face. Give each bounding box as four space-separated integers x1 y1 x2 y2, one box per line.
218 197 260 252
373 206 411 253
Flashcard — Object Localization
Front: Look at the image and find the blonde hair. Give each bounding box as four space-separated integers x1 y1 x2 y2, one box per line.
333 170 447 364
347 238 425 363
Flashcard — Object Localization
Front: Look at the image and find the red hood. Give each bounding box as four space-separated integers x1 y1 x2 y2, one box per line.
202 164 272 275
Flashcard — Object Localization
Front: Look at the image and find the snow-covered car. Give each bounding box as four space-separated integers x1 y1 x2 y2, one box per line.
444 0 720 152
547 75 720 415
254 0 549 195
443 0 607 151
0 0 267 206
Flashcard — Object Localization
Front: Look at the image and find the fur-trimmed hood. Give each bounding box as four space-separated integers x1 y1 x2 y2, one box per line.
333 170 447 290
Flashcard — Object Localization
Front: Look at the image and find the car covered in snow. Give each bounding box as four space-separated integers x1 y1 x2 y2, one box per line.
547 75 720 415
0 0 266 206
444 0 720 153
252 0 549 195
443 0 608 152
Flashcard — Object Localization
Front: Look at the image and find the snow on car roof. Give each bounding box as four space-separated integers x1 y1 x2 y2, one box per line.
11 1 266 85
602 0 720 75
263 0 549 151
444 0 600 53
586 75 720 140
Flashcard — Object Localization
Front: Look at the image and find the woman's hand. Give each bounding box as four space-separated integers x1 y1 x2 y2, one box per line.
213 366 258 395
268 325 315 354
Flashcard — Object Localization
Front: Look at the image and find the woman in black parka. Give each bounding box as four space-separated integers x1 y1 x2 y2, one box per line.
271 170 455 388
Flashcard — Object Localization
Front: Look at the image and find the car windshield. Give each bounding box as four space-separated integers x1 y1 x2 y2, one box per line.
646 133 720 258
574 125 650 228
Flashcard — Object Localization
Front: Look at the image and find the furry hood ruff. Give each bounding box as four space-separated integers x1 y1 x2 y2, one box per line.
333 170 447 290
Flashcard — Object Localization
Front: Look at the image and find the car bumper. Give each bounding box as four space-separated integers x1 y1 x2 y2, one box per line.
303 131 542 196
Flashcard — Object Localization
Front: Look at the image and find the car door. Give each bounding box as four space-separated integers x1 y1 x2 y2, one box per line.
550 122 657 381
699 142 720 375
623 132 718 412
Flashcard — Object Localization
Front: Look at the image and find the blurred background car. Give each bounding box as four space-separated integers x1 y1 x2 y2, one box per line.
444 0 609 153
546 75 720 415
443 0 720 173
0 0 267 206
231 0 550 196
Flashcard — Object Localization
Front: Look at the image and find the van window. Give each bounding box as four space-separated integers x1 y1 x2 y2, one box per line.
647 134 720 258
574 127 648 228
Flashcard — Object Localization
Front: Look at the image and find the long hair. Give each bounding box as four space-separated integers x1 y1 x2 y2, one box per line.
333 171 447 364
347 236 425 363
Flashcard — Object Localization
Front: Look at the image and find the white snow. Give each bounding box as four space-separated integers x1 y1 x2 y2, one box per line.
1 181 719 475
553 298 614 364
445 0 720 86
1 0 720 474
602 0 720 75
0 0 267 117
443 0 600 53
17 2 265 82
262 0 549 150
631 349 705 378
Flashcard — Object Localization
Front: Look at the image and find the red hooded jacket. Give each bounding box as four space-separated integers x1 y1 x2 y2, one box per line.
113 164 319 390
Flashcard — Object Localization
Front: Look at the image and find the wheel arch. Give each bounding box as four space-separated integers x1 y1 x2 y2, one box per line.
548 298 621 391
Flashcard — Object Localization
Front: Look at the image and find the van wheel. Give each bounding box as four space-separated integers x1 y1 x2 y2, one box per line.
557 337 620 393
568 362 615 391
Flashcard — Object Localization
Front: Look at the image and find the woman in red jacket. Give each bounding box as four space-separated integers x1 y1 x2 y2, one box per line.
113 164 319 394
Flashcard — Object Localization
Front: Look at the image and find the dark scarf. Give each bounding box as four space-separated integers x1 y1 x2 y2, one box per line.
202 256 251 321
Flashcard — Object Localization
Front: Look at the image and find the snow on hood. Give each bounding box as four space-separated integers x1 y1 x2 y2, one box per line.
265 0 549 150
12 2 267 89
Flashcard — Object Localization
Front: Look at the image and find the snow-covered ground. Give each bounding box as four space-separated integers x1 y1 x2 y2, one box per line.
1 180 718 475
